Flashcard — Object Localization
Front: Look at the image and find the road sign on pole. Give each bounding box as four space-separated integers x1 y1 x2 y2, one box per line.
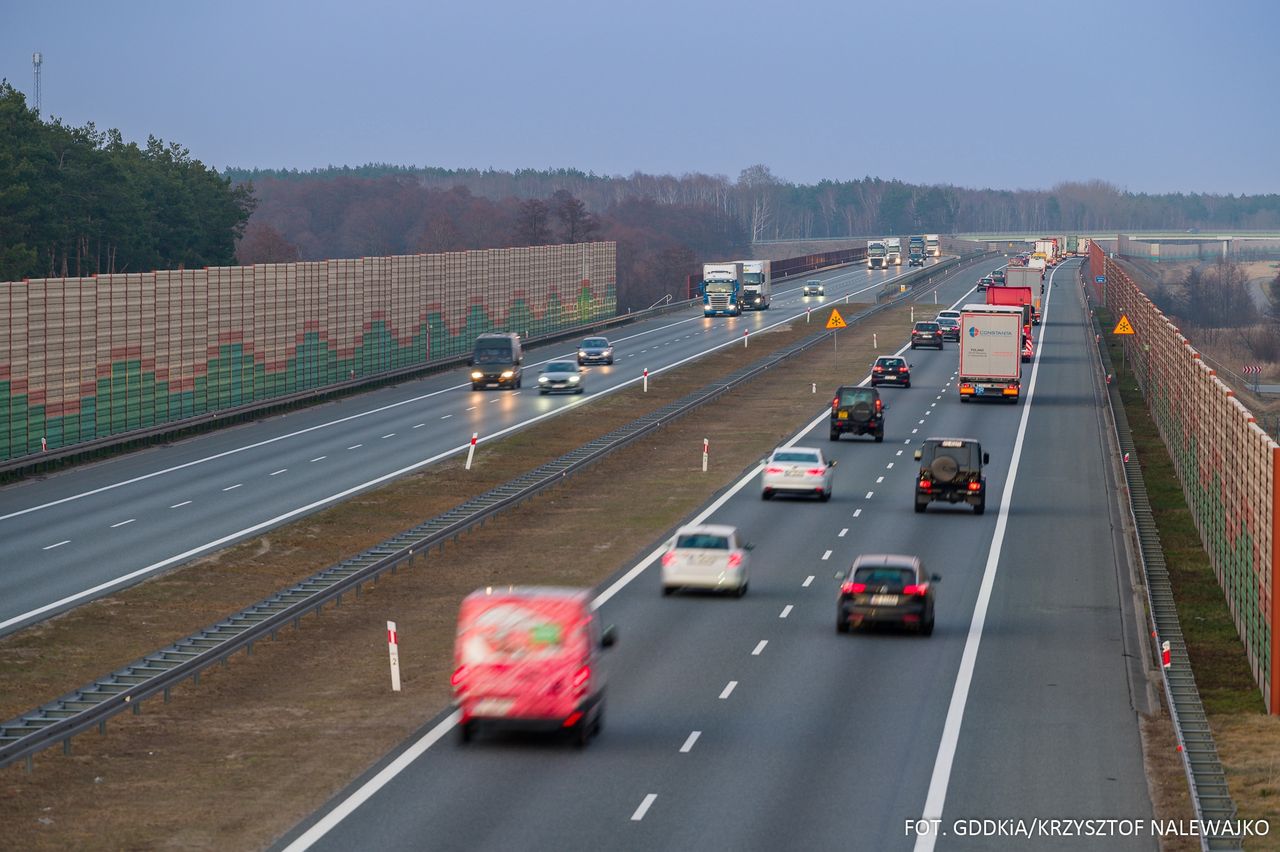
1095 275 1106 284
1112 314 1135 335
825 309 847 330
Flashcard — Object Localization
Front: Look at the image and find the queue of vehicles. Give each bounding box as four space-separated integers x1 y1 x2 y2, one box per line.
451 252 1049 744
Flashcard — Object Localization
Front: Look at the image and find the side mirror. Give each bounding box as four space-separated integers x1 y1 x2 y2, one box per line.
930 573 942 582
913 450 923 461
743 543 755 551
983 452 990 464
827 460 836 467
882 404 889 411
601 625 617 648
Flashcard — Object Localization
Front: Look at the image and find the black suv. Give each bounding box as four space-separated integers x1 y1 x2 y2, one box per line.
830 386 886 442
913 437 989 514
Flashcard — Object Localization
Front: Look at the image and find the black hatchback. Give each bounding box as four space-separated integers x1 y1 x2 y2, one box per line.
837 554 939 635
870 356 910 388
910 321 944 349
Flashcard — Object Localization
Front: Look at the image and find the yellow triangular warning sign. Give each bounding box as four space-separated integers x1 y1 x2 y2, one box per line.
826 309 847 330
1112 314 1135 335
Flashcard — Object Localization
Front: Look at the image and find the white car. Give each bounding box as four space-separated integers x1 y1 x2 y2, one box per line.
761 446 835 501
661 524 751 597
538 361 584 394
936 310 961 322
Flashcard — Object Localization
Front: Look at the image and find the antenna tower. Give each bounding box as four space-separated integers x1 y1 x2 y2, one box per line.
32 52 43 116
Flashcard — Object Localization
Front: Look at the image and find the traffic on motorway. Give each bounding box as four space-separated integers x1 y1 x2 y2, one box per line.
281 254 1155 851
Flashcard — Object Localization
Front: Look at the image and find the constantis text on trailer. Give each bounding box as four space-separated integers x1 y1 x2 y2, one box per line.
905 818 1270 840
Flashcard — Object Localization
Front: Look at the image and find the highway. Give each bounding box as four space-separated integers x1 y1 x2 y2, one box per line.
0 259 988 636
280 259 1156 851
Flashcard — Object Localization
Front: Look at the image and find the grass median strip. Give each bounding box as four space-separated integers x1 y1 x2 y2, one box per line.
1 304 915 849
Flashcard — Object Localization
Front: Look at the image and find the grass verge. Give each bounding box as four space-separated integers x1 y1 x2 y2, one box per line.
2 303 916 849
1101 307 1279 848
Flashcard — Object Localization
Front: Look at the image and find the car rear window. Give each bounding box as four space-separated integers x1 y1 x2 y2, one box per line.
773 451 820 463
676 534 730 550
876 358 904 368
838 389 875 406
923 441 976 467
936 318 958 326
853 566 915 587
915 322 939 331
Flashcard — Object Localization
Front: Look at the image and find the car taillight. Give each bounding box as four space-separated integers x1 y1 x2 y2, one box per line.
903 584 929 596
572 665 591 689
661 552 676 567
807 468 825 476
919 479 932 489
841 582 867 594
765 466 785 474
451 665 467 686
727 553 743 568
873 365 883 372
875 399 883 412
967 481 981 491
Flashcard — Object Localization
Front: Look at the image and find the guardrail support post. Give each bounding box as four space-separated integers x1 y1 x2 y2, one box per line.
63 739 71 755
247 642 254 657
132 702 141 716
164 687 171 704
98 720 106 735
25 755 32 773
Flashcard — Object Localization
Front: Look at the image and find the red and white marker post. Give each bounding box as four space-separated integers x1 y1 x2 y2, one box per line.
743 328 749 348
1161 640 1171 669
465 432 478 470
643 368 649 392
41 437 47 452
387 621 402 692
702 438 709 473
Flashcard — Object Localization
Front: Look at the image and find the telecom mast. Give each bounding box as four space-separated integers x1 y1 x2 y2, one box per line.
32 52 43 116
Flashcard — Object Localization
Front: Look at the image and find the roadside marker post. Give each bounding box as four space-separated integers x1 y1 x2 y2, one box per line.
643 368 649 392
465 433 477 470
1161 640 1171 669
387 621 401 692
743 328 749 348
41 437 47 452
702 438 709 473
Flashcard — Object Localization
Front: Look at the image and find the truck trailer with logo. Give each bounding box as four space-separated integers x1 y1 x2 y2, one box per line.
958 304 1024 403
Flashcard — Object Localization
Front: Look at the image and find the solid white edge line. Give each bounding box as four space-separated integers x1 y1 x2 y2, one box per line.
679 731 701 753
630 794 658 821
282 710 460 851
911 260 1060 852
273 263 985 848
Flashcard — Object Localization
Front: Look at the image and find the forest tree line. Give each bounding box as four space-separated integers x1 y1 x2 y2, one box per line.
0 82 253 282
7 74 1280 312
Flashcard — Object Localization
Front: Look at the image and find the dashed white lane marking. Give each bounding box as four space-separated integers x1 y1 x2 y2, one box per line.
918 419 925 424
488 399 500 404
465 406 476 411
270 469 287 476
512 391 521 396
170 501 191 508
415 423 427 428
347 444 362 450
223 484 242 491
310 456 326 463
752 640 768 656
936 395 943 400
803 576 815 587
876 476 884 484
438 415 450 421
838 528 848 537
821 550 832 560
887 462 894 469
382 433 395 439
110 519 136 528
780 605 793 618
680 732 701 753
853 509 863 517
43 540 70 550
719 681 738 699
897 450 903 456
865 491 874 499
631 794 658 821
912 428 919 434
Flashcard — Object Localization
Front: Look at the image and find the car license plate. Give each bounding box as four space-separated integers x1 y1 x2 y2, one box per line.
838 411 848 420
785 469 804 477
473 698 514 716
870 594 899 606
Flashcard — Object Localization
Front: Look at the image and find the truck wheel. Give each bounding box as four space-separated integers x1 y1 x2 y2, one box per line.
829 430 840 442
960 396 970 403
914 499 927 514
459 720 475 744
874 430 884 443
837 618 850 635
974 496 986 516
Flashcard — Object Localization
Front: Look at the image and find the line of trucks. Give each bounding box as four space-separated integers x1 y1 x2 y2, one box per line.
868 235 939 269
698 260 772 316
957 257 1058 403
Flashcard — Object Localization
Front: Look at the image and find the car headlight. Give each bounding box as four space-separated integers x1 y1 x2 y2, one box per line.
538 375 549 383
568 375 580 383
470 371 483 380
500 370 514 379
579 350 587 356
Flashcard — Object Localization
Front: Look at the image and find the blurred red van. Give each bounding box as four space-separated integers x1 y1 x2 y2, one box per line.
452 586 615 746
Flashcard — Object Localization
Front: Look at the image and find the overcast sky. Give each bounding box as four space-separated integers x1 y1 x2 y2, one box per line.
2 0 1276 195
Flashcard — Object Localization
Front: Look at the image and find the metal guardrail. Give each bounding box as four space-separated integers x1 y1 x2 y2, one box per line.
1090 309 1240 851
0 256 985 771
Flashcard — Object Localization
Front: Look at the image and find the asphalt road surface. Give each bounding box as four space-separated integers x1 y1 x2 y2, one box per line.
280 259 1157 851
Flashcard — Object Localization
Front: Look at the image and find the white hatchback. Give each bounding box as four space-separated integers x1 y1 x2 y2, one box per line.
761 446 835 501
661 524 751 597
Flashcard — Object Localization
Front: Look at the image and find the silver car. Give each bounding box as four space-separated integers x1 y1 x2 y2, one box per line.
537 361 584 394
661 524 751 596
577 337 614 366
803 280 825 296
761 446 835 501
